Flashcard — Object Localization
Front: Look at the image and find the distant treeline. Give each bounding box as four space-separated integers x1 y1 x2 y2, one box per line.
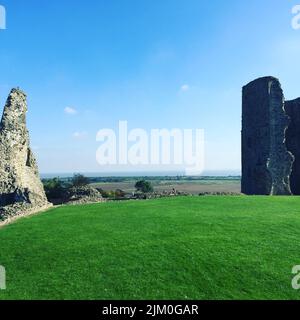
42 175 241 184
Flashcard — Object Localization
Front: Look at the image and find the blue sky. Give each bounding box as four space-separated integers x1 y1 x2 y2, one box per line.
0 0 299 174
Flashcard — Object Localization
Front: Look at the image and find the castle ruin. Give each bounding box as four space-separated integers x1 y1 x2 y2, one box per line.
242 76 300 195
0 88 51 221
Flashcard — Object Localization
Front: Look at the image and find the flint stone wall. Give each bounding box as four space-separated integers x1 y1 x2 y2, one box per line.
0 88 51 220
285 98 300 195
242 77 294 195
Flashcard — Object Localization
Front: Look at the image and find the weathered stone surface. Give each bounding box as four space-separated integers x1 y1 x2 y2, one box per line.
242 77 294 195
0 88 51 220
66 186 104 204
285 98 300 195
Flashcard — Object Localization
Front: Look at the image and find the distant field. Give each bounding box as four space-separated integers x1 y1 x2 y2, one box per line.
0 196 300 300
91 179 241 194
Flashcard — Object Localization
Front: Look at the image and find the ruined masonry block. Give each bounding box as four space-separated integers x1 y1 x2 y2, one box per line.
0 88 51 220
285 98 300 195
242 77 294 195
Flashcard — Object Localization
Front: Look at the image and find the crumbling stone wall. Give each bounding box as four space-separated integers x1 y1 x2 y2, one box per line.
285 98 300 195
0 88 51 220
242 77 294 195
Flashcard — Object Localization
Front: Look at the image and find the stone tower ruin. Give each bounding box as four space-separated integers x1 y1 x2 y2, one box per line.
0 88 51 221
242 76 300 195
285 98 300 195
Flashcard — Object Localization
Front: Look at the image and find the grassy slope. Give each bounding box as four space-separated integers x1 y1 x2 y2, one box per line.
0 196 300 300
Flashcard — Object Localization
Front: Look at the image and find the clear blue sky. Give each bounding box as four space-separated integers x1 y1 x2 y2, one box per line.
0 0 299 174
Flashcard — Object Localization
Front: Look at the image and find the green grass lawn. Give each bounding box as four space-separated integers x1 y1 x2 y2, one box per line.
0 196 300 300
